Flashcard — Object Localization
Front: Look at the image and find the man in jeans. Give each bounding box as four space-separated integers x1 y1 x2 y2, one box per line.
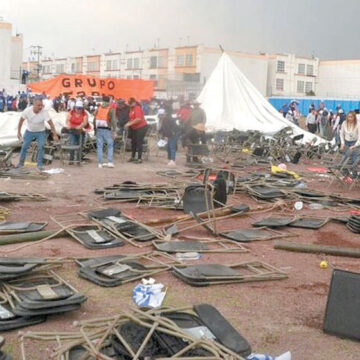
17 97 58 171
94 96 116 168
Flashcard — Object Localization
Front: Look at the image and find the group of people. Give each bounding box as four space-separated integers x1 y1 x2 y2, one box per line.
0 90 30 112
305 105 348 142
279 100 360 181
14 92 208 171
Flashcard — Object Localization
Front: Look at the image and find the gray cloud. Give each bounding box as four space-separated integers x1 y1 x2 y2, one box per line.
1 0 359 60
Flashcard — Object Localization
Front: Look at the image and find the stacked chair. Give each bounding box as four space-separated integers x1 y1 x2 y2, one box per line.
347 215 360 233
0 258 86 331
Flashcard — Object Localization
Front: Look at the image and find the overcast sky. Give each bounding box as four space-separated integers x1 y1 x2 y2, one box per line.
1 0 359 60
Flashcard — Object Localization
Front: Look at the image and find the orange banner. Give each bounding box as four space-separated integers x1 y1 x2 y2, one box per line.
27 74 154 100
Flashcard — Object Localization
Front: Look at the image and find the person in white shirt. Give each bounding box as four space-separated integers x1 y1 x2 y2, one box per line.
306 109 317 133
17 97 59 171
339 111 360 179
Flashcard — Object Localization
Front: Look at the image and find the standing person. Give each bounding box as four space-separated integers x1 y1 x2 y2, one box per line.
159 107 180 166
67 97 75 111
177 102 191 124
0 92 5 112
17 97 59 171
285 109 295 124
116 99 129 134
339 111 360 180
320 110 332 140
188 100 206 144
332 109 346 145
65 100 88 163
306 108 317 133
94 96 117 168
6 96 13 111
18 95 28 111
125 98 148 164
188 100 206 127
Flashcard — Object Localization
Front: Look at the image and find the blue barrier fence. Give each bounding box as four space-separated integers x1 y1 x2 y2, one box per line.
268 97 360 114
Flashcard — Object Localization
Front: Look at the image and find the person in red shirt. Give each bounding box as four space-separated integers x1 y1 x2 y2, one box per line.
177 102 191 124
65 100 88 163
124 97 148 163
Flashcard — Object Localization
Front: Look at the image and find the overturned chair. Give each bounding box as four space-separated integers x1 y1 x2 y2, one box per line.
20 304 251 359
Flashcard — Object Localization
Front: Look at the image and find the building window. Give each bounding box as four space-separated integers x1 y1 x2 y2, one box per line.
305 81 313 93
70 63 75 73
298 63 305 74
106 60 112 70
150 56 157 69
88 62 99 71
133 75 139 79
133 58 140 68
127 75 132 79
158 56 166 68
56 64 65 74
75 63 81 73
185 54 193 66
307 64 314 75
275 78 284 91
112 60 118 70
277 60 285 73
127 58 133 69
297 80 305 93
176 55 184 66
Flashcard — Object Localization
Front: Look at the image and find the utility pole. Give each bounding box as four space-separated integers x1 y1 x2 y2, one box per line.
30 45 42 81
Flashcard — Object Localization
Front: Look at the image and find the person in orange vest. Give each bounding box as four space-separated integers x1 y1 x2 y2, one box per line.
94 95 117 168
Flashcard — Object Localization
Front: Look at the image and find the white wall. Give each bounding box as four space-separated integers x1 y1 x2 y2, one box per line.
0 22 12 88
317 60 360 98
200 48 268 96
267 53 318 97
10 34 23 80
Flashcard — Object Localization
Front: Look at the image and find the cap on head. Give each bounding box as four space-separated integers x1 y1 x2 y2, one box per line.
75 100 84 109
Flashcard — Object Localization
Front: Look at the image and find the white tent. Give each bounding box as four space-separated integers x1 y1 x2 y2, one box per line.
197 53 323 143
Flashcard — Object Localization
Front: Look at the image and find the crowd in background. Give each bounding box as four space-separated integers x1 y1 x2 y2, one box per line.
280 99 360 182
279 99 357 144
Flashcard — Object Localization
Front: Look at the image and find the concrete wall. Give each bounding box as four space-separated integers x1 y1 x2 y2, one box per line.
10 34 23 80
0 22 12 88
317 60 360 99
200 47 269 96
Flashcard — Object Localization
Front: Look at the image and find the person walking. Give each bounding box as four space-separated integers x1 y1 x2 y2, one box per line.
17 96 58 171
125 97 148 164
94 96 116 168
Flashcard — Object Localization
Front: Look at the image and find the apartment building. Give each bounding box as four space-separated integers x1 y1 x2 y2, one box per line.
0 21 24 93
267 53 319 97
22 45 325 99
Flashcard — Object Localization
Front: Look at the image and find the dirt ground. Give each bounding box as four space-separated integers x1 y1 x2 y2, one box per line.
1 148 359 359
